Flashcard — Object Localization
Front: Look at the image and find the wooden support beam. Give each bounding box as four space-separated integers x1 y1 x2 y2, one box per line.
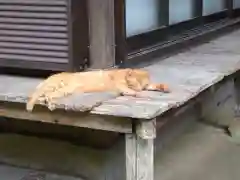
88 0 116 69
226 0 233 17
136 119 156 139
125 119 156 180
0 102 132 133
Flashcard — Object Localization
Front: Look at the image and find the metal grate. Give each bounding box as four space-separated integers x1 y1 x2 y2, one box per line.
0 0 89 72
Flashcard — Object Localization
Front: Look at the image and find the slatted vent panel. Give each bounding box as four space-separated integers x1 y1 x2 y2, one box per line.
0 0 69 64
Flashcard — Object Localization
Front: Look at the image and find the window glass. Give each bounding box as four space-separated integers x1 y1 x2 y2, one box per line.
169 0 195 25
233 0 240 9
125 0 161 37
203 0 226 15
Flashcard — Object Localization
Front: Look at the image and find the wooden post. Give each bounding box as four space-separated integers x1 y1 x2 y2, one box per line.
234 74 240 117
88 0 116 69
125 119 156 180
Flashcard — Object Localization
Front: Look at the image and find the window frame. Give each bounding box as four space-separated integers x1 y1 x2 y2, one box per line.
115 0 240 67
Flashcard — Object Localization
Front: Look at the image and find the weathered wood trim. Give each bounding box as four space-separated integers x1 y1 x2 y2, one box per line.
136 119 156 140
125 133 154 180
88 0 115 69
125 134 137 180
234 72 240 117
136 137 154 180
125 119 155 180
0 102 132 133
114 0 127 66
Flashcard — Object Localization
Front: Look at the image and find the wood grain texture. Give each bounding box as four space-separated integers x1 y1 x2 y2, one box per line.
0 103 132 133
2 28 240 119
136 138 154 180
125 133 154 180
136 119 156 139
88 0 115 69
125 134 136 180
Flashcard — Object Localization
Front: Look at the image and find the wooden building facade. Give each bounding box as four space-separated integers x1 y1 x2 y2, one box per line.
0 0 240 72
1 1 240 180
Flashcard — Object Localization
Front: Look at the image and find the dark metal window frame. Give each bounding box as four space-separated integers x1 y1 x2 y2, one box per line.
115 0 240 67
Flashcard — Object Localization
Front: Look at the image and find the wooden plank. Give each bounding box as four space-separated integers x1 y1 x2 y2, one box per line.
0 54 68 63
0 12 67 19
0 5 67 12
92 65 224 119
0 165 83 180
125 134 136 180
0 24 67 32
144 64 224 92
0 0 67 5
136 119 156 140
92 96 170 119
0 75 119 112
2 28 240 119
0 18 67 25
0 30 67 38
0 63 227 119
0 59 231 119
0 36 67 44
135 120 155 180
125 119 155 180
88 0 115 69
0 48 68 57
158 53 240 75
0 102 132 133
234 72 240 117
0 42 68 51
136 137 154 180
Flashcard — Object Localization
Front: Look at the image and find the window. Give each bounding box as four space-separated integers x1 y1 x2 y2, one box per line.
126 0 162 37
234 0 240 9
115 0 240 65
203 0 226 15
169 0 195 25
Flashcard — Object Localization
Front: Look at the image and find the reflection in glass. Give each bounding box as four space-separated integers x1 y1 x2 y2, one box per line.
203 0 226 15
169 0 195 25
125 0 161 37
233 0 240 9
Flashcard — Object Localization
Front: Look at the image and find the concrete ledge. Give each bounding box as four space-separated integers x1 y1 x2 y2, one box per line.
154 121 240 180
0 133 125 180
0 164 82 180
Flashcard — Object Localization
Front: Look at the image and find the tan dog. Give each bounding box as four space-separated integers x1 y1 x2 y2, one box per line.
26 68 169 112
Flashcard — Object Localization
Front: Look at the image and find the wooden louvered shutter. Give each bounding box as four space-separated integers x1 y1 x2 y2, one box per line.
0 0 89 72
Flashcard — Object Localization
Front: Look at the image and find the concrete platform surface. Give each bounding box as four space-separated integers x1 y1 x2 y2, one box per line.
0 164 82 180
155 122 240 180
